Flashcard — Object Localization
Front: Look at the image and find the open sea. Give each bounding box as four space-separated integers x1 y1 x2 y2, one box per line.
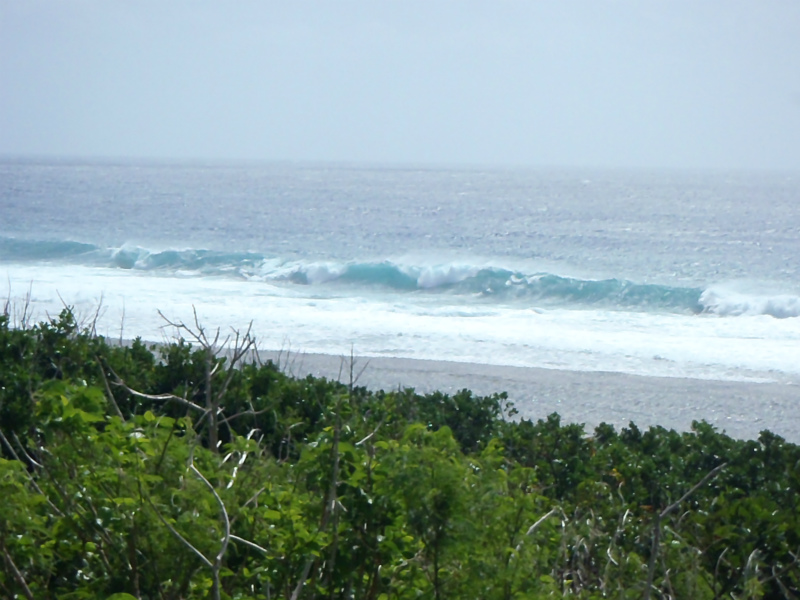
2 158 799 386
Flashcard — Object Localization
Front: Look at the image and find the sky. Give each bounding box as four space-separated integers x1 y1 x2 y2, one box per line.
1 0 800 170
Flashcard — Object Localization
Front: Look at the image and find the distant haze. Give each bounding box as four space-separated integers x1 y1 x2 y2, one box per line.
2 0 799 170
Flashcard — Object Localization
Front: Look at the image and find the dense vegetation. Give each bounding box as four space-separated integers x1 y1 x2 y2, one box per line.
1 309 798 600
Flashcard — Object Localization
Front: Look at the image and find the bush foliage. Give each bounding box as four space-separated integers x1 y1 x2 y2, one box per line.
0 309 798 599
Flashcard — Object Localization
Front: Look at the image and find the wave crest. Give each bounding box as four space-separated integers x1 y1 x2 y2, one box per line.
700 289 800 319
3 236 798 317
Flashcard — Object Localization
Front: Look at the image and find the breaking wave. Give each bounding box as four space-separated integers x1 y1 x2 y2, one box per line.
699 288 800 319
3 237 798 317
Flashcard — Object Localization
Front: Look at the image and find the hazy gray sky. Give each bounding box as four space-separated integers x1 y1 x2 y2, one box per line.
2 0 799 169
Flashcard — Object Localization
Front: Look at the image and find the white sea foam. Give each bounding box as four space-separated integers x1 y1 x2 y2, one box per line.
4 264 799 385
414 263 479 288
3 161 800 389
700 287 800 319
110 244 150 269
301 262 348 285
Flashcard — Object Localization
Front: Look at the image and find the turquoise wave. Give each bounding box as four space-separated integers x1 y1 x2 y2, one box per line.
285 261 704 312
4 236 788 316
109 246 264 271
0 237 98 260
0 236 706 312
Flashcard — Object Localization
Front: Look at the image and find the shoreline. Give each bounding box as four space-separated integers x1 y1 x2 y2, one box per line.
256 349 800 443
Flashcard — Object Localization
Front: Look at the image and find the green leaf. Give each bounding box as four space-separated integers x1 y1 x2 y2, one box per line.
113 497 138 507
77 409 104 423
338 441 356 455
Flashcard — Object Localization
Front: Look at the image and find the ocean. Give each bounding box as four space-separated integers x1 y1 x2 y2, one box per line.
2 157 799 388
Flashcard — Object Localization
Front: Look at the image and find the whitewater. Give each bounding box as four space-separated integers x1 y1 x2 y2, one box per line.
2 158 800 394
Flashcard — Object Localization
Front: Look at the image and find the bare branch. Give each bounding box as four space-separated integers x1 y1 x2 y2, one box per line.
760 547 800 587
118 299 126 345
354 359 370 389
230 534 268 555
524 507 559 538
12 432 43 469
189 463 231 567
291 560 316 600
158 308 257 451
220 406 271 426
355 421 383 447
108 364 206 413
1 544 35 600
188 461 232 600
147 496 213 569
3 280 35 328
659 463 727 520
0 427 64 516
158 309 207 348
88 292 105 337
713 545 729 599
242 487 266 509
2 275 9 320
514 508 559 552
96 356 124 419
120 386 206 413
0 427 22 464
340 347 370 393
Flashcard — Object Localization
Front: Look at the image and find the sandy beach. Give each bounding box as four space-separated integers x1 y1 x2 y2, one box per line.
259 350 800 444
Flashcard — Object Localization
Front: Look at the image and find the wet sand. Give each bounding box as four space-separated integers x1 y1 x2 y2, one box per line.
260 350 800 443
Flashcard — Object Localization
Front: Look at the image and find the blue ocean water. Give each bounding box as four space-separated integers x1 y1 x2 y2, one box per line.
1 158 799 383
